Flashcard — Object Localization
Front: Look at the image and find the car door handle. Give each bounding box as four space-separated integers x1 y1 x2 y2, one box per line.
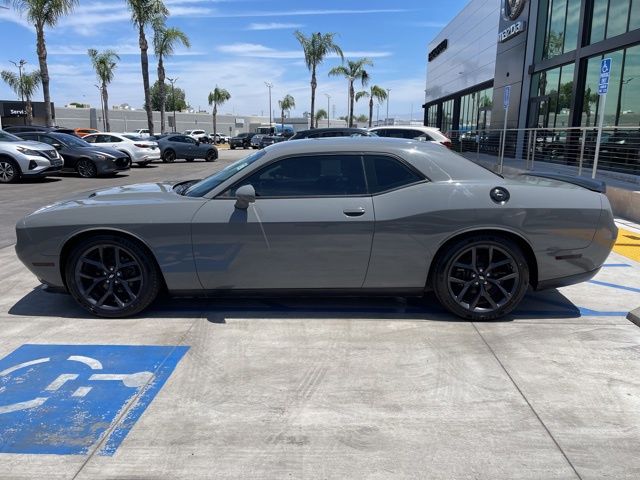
343 207 366 217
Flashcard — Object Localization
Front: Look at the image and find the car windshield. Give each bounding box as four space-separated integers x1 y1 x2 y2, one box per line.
52 132 91 147
0 131 22 142
184 150 266 197
123 134 143 141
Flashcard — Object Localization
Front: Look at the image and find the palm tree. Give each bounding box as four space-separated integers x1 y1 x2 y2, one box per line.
278 94 295 132
329 58 373 128
12 0 78 126
208 86 231 137
0 69 42 125
87 49 119 132
153 22 190 134
355 85 387 128
126 0 168 135
315 108 328 127
294 31 343 129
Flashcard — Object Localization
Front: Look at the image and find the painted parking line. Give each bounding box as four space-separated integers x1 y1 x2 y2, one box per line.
588 279 640 294
613 227 640 262
0 344 188 456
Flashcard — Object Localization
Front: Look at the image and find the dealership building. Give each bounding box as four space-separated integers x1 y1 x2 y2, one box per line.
423 0 640 134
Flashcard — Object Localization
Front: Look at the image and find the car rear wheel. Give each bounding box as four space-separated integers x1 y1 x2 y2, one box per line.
205 150 217 162
138 161 151 167
163 149 176 163
77 159 98 178
432 235 529 320
0 158 20 183
230 145 236 150
65 235 161 318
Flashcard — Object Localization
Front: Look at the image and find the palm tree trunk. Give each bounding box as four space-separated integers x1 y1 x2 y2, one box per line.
369 98 373 128
281 108 285 132
103 83 110 132
36 23 53 127
349 81 355 128
213 105 217 137
139 24 154 135
158 56 165 134
310 66 317 129
26 99 33 126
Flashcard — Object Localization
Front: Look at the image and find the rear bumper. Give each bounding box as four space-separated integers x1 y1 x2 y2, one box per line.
536 267 601 291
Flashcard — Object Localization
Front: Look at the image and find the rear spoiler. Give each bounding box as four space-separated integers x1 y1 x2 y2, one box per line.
520 172 606 193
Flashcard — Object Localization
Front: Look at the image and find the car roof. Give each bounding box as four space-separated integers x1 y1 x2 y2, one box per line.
253 137 499 183
370 125 441 132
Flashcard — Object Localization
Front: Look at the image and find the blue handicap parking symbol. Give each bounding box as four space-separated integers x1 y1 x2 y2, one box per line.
0 344 188 456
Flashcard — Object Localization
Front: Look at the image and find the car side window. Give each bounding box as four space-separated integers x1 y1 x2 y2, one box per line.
108 135 123 143
233 154 367 197
18 133 37 141
36 135 56 145
168 136 182 142
185 137 197 145
364 155 425 194
84 135 97 143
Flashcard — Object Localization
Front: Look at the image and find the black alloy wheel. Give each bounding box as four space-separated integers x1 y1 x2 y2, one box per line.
77 159 98 178
433 235 529 320
66 235 161 318
0 159 19 183
205 150 217 162
163 150 176 163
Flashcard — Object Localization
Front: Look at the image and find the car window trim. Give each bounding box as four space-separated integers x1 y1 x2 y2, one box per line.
215 151 370 200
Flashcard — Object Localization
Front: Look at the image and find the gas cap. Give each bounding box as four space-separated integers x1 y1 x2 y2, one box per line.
490 187 510 204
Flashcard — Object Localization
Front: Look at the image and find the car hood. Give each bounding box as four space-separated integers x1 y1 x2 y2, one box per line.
87 146 127 157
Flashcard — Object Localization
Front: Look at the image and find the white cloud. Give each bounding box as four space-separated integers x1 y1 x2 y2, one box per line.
217 43 392 60
48 44 204 56
247 22 304 31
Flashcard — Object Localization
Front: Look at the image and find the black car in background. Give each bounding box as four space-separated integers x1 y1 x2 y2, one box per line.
229 132 256 149
288 128 377 140
16 131 130 177
5 125 78 136
259 134 288 148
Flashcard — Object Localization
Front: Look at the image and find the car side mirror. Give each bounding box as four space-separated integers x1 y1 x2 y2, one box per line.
235 184 256 209
52 143 62 149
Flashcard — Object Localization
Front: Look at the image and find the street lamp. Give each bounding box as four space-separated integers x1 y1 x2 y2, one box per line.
168 77 178 132
265 82 273 127
386 88 391 126
324 93 331 128
10 59 27 125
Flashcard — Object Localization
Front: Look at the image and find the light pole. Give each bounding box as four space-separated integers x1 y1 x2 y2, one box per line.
265 82 273 127
10 59 27 125
95 84 105 130
386 88 391 126
324 93 331 128
168 77 178 132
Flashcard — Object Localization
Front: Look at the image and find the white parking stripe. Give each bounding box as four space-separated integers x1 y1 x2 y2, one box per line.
0 358 50 377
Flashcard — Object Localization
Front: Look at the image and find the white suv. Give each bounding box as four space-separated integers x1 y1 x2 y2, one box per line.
0 130 63 183
369 126 452 148
82 133 161 166
184 129 209 143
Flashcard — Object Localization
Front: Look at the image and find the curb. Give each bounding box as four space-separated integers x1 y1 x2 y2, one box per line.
627 307 640 327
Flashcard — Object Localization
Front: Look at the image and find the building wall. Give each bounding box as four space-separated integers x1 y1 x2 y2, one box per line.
425 0 500 103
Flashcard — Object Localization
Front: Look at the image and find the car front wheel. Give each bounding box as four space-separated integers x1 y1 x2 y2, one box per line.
0 158 20 183
432 235 529 321
205 150 217 162
77 159 98 178
65 235 161 318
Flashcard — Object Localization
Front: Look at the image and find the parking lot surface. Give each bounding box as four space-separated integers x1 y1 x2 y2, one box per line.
1 152 639 479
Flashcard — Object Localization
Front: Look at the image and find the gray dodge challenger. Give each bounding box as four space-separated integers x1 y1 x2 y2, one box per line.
15 138 617 320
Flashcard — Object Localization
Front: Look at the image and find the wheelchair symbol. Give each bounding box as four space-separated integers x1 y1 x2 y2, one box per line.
0 355 153 415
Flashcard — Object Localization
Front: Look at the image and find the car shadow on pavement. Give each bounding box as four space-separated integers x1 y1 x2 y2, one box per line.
8 286 582 323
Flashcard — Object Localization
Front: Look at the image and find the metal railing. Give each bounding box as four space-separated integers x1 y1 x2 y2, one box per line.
446 126 640 182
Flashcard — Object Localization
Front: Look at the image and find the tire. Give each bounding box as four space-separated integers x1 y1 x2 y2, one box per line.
65 234 162 318
230 145 236 150
77 158 98 178
163 149 176 163
205 150 217 162
138 161 151 167
0 158 20 183
186 158 194 162
432 235 529 321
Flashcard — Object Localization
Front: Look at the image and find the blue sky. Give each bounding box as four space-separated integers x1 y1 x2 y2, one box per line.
0 0 468 120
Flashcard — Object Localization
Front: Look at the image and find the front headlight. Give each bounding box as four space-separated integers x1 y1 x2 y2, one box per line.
94 154 107 160
16 146 43 156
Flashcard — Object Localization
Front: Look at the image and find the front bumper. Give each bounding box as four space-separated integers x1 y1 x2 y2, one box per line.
21 154 63 177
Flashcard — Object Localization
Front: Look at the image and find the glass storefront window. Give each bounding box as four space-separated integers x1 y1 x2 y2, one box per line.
590 0 635 44
530 64 574 128
442 99 454 134
582 45 640 127
538 0 581 60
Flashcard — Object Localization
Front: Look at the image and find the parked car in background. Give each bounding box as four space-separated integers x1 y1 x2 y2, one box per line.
208 133 225 144
156 134 218 163
127 128 150 138
229 132 255 149
183 129 209 143
370 126 452 148
82 133 160 166
74 128 100 137
289 128 377 140
4 125 78 136
0 129 63 183
259 134 287 148
251 134 266 149
16 131 129 178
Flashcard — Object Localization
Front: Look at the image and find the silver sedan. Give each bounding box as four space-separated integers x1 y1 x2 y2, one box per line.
15 138 617 319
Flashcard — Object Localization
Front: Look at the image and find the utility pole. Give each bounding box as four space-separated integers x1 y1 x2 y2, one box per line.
95 84 105 130
386 88 391 126
324 93 331 128
10 59 27 125
168 77 178 132
265 82 273 126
